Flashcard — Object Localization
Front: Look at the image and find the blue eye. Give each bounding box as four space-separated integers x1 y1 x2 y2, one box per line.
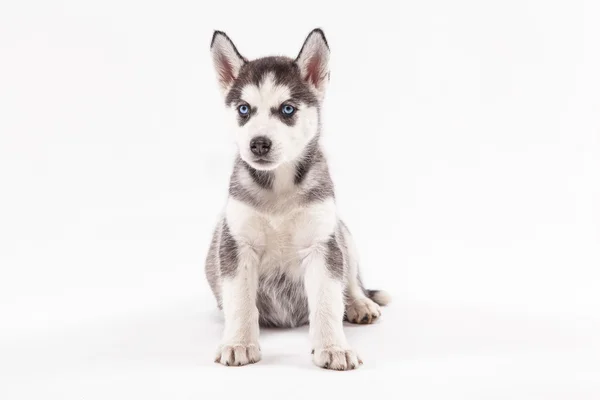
281 104 295 116
238 104 250 116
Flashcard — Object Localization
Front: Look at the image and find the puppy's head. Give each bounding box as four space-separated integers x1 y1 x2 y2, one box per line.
210 29 330 170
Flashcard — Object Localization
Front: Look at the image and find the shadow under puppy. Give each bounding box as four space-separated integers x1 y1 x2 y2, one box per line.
205 28 390 370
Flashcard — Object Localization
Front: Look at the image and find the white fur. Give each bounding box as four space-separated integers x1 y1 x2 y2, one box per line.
216 270 261 366
370 290 392 306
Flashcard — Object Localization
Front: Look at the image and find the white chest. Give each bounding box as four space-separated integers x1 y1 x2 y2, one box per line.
227 196 338 258
226 197 338 276
259 210 308 275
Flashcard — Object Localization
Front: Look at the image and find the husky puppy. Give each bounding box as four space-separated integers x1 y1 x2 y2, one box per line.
205 28 390 370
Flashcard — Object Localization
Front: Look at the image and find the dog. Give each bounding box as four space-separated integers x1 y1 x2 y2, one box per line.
205 28 390 370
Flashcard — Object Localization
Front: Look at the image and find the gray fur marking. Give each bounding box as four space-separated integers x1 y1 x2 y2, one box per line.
243 161 273 190
205 222 222 308
326 234 344 279
294 137 319 185
256 271 309 328
218 220 238 277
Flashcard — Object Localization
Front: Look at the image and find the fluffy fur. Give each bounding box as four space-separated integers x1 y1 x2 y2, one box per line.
205 28 390 370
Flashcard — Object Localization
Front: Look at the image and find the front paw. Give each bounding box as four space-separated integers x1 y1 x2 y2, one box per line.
312 346 362 370
215 342 261 366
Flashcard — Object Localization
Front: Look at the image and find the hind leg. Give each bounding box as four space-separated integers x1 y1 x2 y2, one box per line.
345 282 382 325
340 222 382 324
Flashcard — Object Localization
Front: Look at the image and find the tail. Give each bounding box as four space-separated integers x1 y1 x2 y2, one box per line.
366 289 391 306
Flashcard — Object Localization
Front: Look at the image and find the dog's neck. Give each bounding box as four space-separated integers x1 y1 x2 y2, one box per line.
228 135 334 212
241 135 321 193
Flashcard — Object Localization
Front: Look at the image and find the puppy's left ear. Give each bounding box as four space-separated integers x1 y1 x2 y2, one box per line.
210 30 247 93
295 28 330 99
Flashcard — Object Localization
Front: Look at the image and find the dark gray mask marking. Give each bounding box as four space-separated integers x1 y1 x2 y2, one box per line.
225 57 318 108
270 106 297 127
236 106 257 126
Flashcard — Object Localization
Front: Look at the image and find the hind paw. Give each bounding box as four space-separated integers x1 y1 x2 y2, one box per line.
345 297 381 324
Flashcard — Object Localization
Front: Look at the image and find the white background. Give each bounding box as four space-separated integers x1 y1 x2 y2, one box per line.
1 0 599 398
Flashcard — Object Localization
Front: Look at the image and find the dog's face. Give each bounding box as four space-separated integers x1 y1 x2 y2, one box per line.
211 29 330 170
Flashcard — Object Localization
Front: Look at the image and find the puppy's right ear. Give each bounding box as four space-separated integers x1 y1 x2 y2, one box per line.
295 28 330 100
210 31 247 92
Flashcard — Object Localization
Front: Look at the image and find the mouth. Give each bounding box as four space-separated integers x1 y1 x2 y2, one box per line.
247 157 279 170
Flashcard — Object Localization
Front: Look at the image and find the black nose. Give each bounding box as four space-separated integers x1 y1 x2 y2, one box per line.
250 136 272 156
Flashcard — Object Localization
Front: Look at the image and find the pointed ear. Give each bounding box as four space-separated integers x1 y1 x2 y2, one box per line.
295 28 330 98
210 31 247 92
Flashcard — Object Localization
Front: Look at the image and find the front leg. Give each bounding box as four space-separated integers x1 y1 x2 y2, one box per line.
214 221 261 366
303 237 362 370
